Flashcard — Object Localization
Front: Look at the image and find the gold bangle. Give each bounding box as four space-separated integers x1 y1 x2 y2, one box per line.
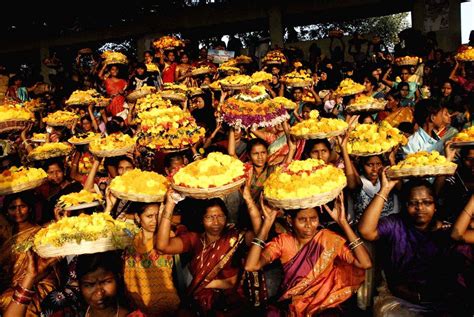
463 209 473 218
374 192 388 203
161 213 173 221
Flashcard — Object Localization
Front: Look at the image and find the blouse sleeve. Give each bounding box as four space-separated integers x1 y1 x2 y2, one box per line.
261 234 285 264
177 230 199 254
337 243 356 264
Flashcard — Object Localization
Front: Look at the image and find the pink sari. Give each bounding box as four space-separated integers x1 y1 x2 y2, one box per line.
263 230 365 317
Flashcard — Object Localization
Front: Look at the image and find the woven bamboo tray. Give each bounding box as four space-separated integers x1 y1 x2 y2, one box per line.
160 146 191 153
451 140 474 147
349 147 393 157
337 87 365 97
35 234 133 258
220 83 253 91
291 128 347 140
89 144 135 157
0 120 30 134
265 181 346 210
110 188 165 203
264 60 284 65
191 68 214 76
28 148 73 161
0 177 47 196
286 80 313 88
395 59 420 66
44 119 77 127
172 177 246 199
126 89 154 103
68 138 93 146
386 164 457 179
64 201 101 211
346 100 387 114
160 92 187 102
65 99 94 107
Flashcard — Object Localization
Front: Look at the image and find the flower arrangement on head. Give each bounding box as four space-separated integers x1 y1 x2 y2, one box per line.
347 121 407 155
0 104 34 122
262 50 288 64
42 110 79 126
283 70 313 87
172 152 246 188
101 51 128 65
137 106 205 151
290 110 348 139
0 166 47 194
452 126 474 143
334 78 365 96
135 93 173 113
263 159 347 201
220 85 289 130
57 189 103 210
153 36 185 50
455 46 474 61
65 89 101 106
110 169 169 199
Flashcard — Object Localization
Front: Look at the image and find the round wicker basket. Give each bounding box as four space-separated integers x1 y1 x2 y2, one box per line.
291 128 347 140
346 100 387 114
28 148 73 162
44 119 77 127
337 87 365 97
386 165 457 179
110 188 165 203
191 68 214 76
64 201 101 211
395 58 420 66
172 178 246 199
68 139 93 146
220 83 252 91
0 177 47 196
451 140 474 147
0 120 31 134
126 89 154 103
160 92 187 102
286 80 313 88
65 100 94 107
264 60 284 65
265 182 346 210
89 144 135 158
349 147 393 157
35 234 133 258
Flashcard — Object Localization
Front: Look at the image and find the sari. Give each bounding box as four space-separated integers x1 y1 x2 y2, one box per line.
180 227 245 314
262 132 304 167
246 163 276 203
124 232 180 316
263 230 365 317
0 226 59 316
104 78 128 117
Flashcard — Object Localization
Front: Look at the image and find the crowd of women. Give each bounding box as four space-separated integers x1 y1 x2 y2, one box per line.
0 29 473 317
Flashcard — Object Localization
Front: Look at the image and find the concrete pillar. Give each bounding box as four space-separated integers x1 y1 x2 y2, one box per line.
411 0 462 52
268 5 284 49
39 42 50 84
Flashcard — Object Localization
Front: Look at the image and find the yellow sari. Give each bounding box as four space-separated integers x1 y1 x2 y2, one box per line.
0 226 59 316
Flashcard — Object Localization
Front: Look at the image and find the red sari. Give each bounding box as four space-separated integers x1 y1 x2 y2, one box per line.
104 78 128 116
180 227 245 314
263 230 365 317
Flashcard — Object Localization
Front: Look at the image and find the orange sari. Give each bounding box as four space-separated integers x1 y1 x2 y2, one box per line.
263 230 365 316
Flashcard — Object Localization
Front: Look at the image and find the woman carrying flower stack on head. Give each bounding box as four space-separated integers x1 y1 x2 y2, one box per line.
98 64 128 118
156 187 264 316
0 191 59 316
244 193 372 316
358 174 473 316
123 202 180 316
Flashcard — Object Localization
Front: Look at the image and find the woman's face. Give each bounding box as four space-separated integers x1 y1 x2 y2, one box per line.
271 67 280 75
7 198 30 224
50 128 63 143
81 118 92 132
363 156 383 183
136 67 145 76
362 116 374 124
406 186 436 227
431 107 451 129
400 69 410 82
202 205 227 236
47 163 65 185
167 52 175 62
117 160 134 176
310 143 331 163
272 75 278 85
292 89 303 102
386 96 399 110
441 82 452 97
363 78 374 92
181 54 189 64
144 53 153 63
399 85 409 98
249 144 268 168
291 208 319 240
320 72 327 81
109 66 119 77
302 106 312 120
80 267 118 312
192 96 205 109
137 204 159 233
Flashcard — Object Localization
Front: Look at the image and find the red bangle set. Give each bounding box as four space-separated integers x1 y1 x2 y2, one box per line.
12 284 35 305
